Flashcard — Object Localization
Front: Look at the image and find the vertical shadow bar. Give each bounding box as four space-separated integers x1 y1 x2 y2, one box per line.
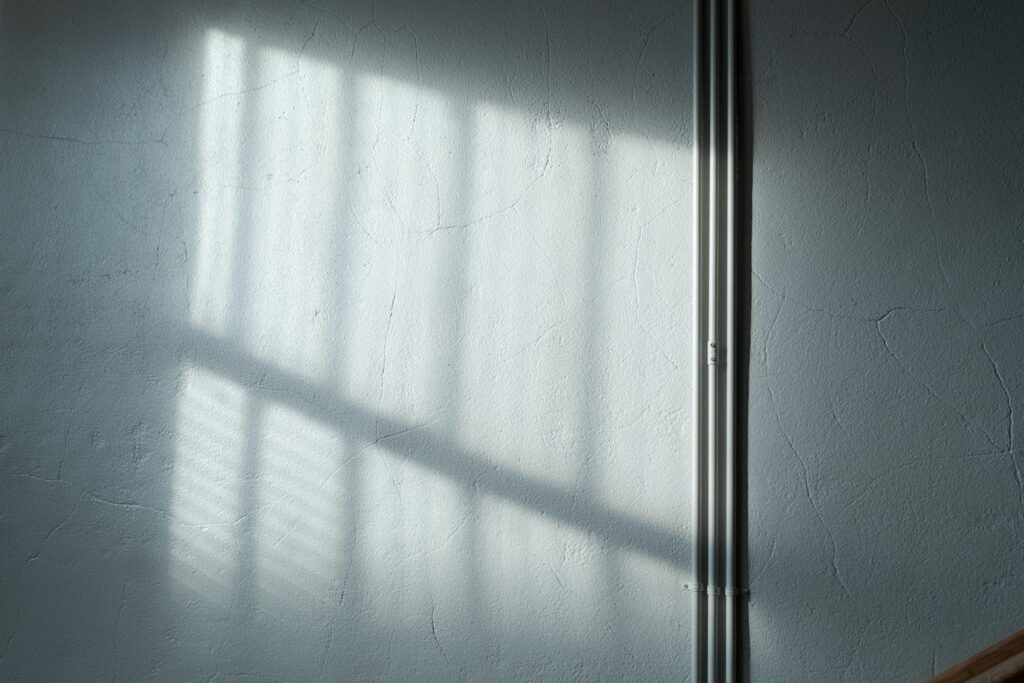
434 100 477 675
225 397 262 672
708 0 728 678
327 65 363 670
736 0 754 679
326 71 360 392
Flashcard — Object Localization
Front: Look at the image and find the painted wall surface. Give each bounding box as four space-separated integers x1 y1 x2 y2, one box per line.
0 0 695 680
749 1 1024 680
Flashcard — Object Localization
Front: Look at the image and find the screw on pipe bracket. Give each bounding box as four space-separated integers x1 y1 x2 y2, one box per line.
707 341 723 366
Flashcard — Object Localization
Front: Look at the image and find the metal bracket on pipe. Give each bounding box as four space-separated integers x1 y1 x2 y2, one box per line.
707 341 722 366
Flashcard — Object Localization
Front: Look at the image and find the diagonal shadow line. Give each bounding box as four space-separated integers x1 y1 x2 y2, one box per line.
184 327 690 571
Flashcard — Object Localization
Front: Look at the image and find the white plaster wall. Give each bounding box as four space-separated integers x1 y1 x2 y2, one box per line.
0 1 695 680
749 1 1024 679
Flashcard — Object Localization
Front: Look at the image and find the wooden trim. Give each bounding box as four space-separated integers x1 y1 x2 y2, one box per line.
929 629 1024 683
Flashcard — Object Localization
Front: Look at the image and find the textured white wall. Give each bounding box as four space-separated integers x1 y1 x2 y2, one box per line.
0 1 695 680
11 2 1018 680
749 1 1024 679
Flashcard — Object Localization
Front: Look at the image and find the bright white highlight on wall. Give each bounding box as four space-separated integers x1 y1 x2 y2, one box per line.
190 30 245 337
172 26 692 664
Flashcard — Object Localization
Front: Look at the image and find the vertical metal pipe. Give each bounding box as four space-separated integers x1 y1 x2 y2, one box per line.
695 1 742 679
706 0 721 677
723 0 738 679
691 0 708 681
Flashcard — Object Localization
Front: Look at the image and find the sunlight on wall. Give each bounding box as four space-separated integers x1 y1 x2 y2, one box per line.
477 493 605 637
244 47 340 380
173 26 692 655
191 30 245 337
601 132 690 519
170 365 248 605
457 104 589 488
342 71 460 420
255 401 344 608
